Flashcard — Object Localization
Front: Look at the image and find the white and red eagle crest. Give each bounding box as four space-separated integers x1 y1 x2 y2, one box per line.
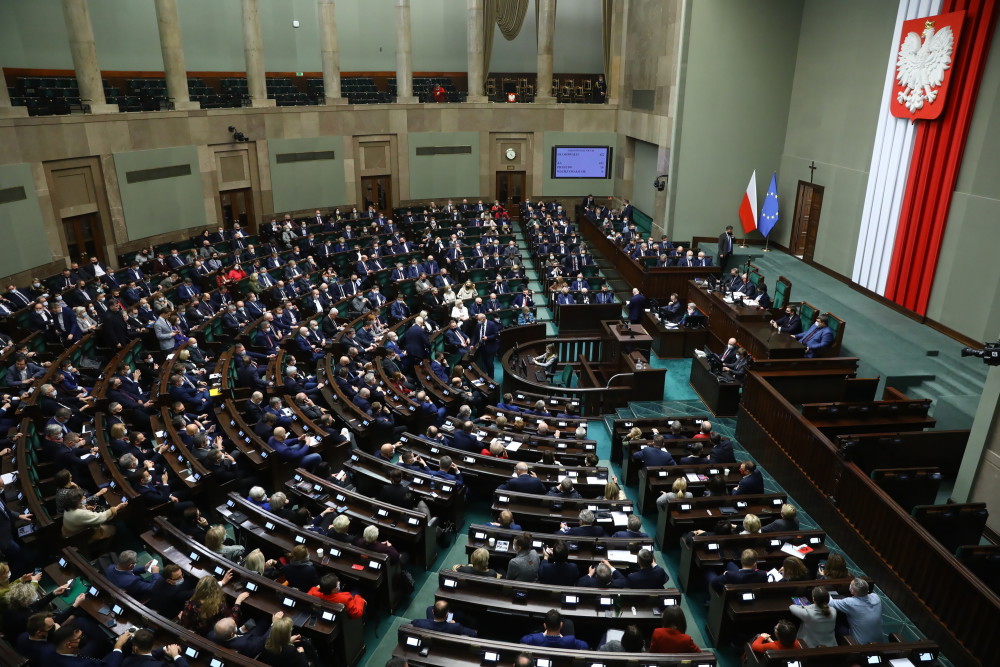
890 11 964 120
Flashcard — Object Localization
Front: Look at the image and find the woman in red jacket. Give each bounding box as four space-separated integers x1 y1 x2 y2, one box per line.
307 573 367 619
750 619 802 653
649 607 700 653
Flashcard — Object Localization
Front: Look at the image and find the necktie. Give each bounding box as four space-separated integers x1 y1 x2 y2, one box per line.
802 328 817 344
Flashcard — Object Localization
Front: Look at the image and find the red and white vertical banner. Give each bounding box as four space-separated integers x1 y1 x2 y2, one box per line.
854 0 998 315
738 171 758 235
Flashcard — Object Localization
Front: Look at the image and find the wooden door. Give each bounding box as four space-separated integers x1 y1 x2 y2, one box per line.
63 213 107 264
790 181 823 259
219 188 256 234
361 175 393 217
496 171 526 220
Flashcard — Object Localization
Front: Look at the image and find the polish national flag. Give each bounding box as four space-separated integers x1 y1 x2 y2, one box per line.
738 171 758 234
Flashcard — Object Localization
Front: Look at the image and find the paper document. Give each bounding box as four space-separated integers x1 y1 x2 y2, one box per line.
610 511 628 527
504 442 522 452
767 568 783 582
780 543 813 559
888 659 915 667
607 549 638 563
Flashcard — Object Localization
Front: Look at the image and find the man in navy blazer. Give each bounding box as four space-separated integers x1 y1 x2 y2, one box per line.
450 421 481 453
710 548 768 592
632 444 676 468
627 288 647 324
795 314 835 357
731 461 764 495
104 550 161 599
413 601 477 636
560 509 606 537
207 617 271 659
402 317 431 361
472 314 500 378
121 629 188 667
498 462 548 494
626 549 669 588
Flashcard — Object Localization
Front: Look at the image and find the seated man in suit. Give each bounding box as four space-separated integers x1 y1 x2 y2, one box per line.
412 600 477 637
104 550 161 600
795 314 835 357
6 354 46 390
711 548 768 593
208 616 271 659
498 461 549 494
520 609 588 649
576 560 626 588
731 460 764 495
611 514 649 539
450 421 482 453
443 320 471 355
559 509 605 537
632 441 676 468
771 306 802 335
626 548 669 588
829 578 884 644
725 268 745 293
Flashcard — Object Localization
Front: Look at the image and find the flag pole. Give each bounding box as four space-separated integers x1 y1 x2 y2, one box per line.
739 233 748 249
763 236 771 252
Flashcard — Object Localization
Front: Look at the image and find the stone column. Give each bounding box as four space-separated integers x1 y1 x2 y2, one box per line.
466 0 487 103
534 0 555 103
241 0 275 108
61 0 117 114
0 67 28 118
395 0 418 103
154 0 199 110
318 0 347 105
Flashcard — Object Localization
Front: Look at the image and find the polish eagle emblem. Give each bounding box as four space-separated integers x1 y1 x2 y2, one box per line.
895 20 954 113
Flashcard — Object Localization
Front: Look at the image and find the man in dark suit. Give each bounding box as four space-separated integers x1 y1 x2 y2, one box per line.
710 548 768 592
444 320 471 355
762 503 800 533
121 629 188 667
450 421 481 453
627 288 647 324
413 601 477 636
207 616 270 659
625 548 669 588
771 306 802 335
52 624 130 666
560 509 606 537
581 194 596 210
498 462 548 494
472 313 500 378
718 225 735 269
632 444 676 468
0 474 31 575
707 434 736 464
402 317 431 361
731 460 764 495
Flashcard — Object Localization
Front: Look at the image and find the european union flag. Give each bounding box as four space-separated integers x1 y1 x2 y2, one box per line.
758 172 779 238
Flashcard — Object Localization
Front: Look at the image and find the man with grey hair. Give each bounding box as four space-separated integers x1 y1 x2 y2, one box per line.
830 578 884 644
577 559 626 588
356 524 401 564
104 549 161 598
559 509 605 537
498 461 548 494
574 425 588 440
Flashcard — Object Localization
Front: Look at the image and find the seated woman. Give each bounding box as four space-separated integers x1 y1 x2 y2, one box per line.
532 344 558 376
517 306 536 326
178 574 249 635
456 280 478 301
61 487 125 542
205 524 246 562
451 300 470 323
656 477 693 513
452 547 501 579
649 607 700 653
750 619 802 653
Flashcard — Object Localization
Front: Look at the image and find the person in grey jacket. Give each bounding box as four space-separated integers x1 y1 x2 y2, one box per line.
153 312 175 351
505 533 540 582
789 586 837 647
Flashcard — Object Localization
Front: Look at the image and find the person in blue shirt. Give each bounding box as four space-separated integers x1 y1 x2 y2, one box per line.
795 314 835 358
520 609 588 649
829 578 884 644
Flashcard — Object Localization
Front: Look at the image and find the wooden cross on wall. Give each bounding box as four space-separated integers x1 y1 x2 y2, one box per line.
808 161 817 183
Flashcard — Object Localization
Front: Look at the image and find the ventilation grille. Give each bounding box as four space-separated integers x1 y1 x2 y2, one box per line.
275 151 337 164
125 164 192 184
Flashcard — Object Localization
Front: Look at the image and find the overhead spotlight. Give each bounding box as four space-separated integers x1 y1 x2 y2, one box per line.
228 126 250 142
653 174 668 191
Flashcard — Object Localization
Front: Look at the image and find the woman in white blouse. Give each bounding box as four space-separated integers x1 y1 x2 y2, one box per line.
457 281 478 301
451 300 470 322
74 306 98 332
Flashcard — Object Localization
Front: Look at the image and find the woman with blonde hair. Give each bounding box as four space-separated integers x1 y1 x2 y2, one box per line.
204 525 246 561
457 280 478 301
657 477 693 512
260 615 308 666
603 477 627 500
624 426 643 442
243 548 266 575
741 514 762 535
74 306 98 333
452 547 501 578
178 574 248 634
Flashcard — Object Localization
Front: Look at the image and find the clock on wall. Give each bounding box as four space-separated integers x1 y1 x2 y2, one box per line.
505 148 517 160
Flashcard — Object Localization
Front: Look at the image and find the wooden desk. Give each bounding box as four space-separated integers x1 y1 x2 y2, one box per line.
610 416 711 464
635 463 743 514
641 310 709 358
555 303 622 333
677 530 827 593
394 624 718 667
465 524 652 571
657 493 788 551
492 490 634 533
689 355 741 417
601 319 653 360
433 571 680 646
687 281 806 360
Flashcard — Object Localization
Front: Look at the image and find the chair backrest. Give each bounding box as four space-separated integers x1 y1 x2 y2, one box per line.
560 364 574 387
773 277 791 309
799 301 818 326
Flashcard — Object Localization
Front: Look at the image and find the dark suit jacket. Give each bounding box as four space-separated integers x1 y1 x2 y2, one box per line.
731 470 764 495
498 474 548 494
626 566 668 589
627 294 647 323
402 324 431 359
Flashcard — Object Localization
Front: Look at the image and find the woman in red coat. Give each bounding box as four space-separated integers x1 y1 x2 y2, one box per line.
649 607 700 653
